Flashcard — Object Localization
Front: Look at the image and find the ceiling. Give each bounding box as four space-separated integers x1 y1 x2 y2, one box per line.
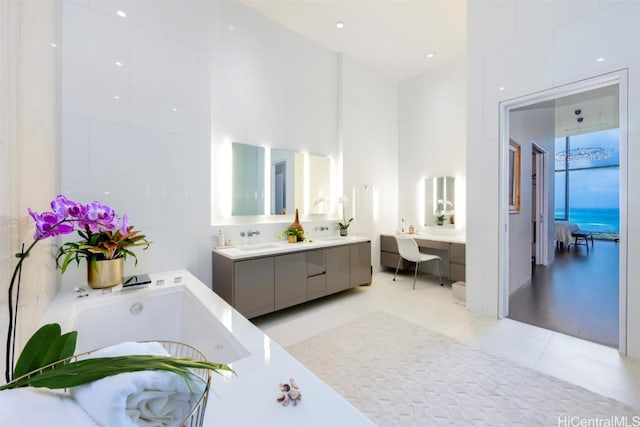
236 0 467 82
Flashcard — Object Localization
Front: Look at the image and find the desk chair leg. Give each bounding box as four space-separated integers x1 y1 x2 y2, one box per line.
393 257 401 282
412 261 420 290
436 260 443 286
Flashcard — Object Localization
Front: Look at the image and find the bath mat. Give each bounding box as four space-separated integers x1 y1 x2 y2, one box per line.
286 311 638 426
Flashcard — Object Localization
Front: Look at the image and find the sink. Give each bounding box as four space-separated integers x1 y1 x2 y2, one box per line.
319 236 348 242
235 243 281 252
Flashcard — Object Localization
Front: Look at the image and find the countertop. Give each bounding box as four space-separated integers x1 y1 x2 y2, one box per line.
213 235 371 260
40 269 373 426
384 229 466 244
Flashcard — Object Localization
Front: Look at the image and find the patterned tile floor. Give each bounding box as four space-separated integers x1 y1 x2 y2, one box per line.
252 270 640 410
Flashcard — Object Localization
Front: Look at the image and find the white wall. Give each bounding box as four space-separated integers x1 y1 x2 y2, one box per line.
59 0 343 287
466 0 640 356
340 56 399 271
0 0 59 381
508 106 555 294
398 59 467 232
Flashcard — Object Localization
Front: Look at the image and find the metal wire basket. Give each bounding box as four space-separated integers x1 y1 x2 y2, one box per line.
6 340 211 427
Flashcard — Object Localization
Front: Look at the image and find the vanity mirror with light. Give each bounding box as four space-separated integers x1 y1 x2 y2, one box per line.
424 176 455 225
270 149 303 215
232 142 265 216
231 142 333 218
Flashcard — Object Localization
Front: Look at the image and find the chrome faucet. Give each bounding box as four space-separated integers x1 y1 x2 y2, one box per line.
315 226 329 231
247 230 260 237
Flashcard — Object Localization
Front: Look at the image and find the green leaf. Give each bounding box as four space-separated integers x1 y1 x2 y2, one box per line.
40 331 78 368
1 355 235 390
13 324 62 379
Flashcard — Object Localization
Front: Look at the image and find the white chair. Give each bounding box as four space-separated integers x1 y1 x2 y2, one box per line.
393 236 443 289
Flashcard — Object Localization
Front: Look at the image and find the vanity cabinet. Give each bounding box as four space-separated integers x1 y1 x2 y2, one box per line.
275 253 308 310
326 245 350 294
449 243 466 282
212 240 371 319
350 242 372 287
233 257 274 318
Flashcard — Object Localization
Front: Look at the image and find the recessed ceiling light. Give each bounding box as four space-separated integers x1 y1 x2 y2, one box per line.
336 21 345 29
50 43 57 48
596 57 605 62
113 95 120 100
172 107 178 112
498 87 505 91
116 10 127 18
227 24 235 31
115 61 123 67
425 52 434 59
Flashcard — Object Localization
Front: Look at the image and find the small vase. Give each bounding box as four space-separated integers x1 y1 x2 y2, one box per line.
87 258 123 289
340 228 348 237
288 208 305 241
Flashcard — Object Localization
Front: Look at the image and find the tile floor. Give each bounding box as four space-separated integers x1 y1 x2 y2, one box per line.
252 270 640 410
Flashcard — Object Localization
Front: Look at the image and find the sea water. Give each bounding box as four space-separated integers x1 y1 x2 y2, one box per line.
555 207 619 233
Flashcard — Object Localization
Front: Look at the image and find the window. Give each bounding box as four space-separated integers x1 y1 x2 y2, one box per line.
554 129 620 233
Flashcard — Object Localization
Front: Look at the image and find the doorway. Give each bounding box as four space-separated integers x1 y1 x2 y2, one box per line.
498 71 628 353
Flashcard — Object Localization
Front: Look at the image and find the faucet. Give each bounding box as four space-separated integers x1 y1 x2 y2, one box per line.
247 230 260 237
315 226 329 231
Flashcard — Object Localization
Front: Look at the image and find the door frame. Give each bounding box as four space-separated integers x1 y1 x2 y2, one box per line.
498 70 628 354
532 142 549 266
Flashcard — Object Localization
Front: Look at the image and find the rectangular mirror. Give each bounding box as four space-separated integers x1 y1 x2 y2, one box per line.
308 154 331 214
425 176 455 225
270 149 303 215
232 142 265 216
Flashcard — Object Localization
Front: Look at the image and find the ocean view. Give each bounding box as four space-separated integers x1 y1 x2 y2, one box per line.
555 207 619 233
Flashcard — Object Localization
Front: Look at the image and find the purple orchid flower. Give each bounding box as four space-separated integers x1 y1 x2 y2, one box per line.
84 201 118 231
50 195 87 220
28 209 75 239
119 214 130 236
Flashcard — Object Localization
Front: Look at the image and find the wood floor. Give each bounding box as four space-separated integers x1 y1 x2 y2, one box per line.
508 239 619 348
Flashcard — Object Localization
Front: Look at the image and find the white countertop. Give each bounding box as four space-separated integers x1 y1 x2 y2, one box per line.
386 229 466 244
213 235 371 260
41 270 373 426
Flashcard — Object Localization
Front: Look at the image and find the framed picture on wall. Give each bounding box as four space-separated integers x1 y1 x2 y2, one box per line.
509 140 521 213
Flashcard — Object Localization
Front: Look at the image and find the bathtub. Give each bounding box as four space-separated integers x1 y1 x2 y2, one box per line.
41 269 373 426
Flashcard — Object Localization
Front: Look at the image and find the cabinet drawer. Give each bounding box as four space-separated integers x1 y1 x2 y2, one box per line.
415 239 450 251
450 262 466 282
380 235 398 253
450 243 465 264
307 274 326 300
307 249 326 276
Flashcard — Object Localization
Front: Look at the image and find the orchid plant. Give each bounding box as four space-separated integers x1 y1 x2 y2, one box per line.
6 195 150 382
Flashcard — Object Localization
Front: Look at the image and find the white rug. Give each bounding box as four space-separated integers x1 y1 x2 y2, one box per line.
286 311 638 426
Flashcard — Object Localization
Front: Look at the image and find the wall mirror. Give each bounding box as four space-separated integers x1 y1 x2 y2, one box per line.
270 149 303 215
231 142 333 217
308 154 331 214
424 176 455 224
232 142 265 216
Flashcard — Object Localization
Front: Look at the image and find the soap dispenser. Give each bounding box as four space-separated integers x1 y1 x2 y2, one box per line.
216 229 225 248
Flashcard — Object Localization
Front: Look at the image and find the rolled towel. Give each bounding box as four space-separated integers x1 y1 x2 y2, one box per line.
70 341 205 427
0 387 98 426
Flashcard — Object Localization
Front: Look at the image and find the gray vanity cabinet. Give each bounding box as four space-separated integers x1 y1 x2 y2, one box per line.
233 257 274 318
350 241 372 287
212 239 372 319
275 252 308 310
326 245 350 294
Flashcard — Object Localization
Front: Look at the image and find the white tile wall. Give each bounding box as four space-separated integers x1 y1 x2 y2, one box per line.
467 0 640 355
60 0 384 289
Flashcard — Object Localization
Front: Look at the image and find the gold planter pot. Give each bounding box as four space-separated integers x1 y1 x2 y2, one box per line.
87 258 123 289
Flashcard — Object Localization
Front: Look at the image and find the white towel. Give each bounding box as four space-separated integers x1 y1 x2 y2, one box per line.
70 341 205 427
0 387 98 426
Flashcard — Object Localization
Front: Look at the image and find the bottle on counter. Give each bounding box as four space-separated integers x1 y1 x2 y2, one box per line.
216 229 225 248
